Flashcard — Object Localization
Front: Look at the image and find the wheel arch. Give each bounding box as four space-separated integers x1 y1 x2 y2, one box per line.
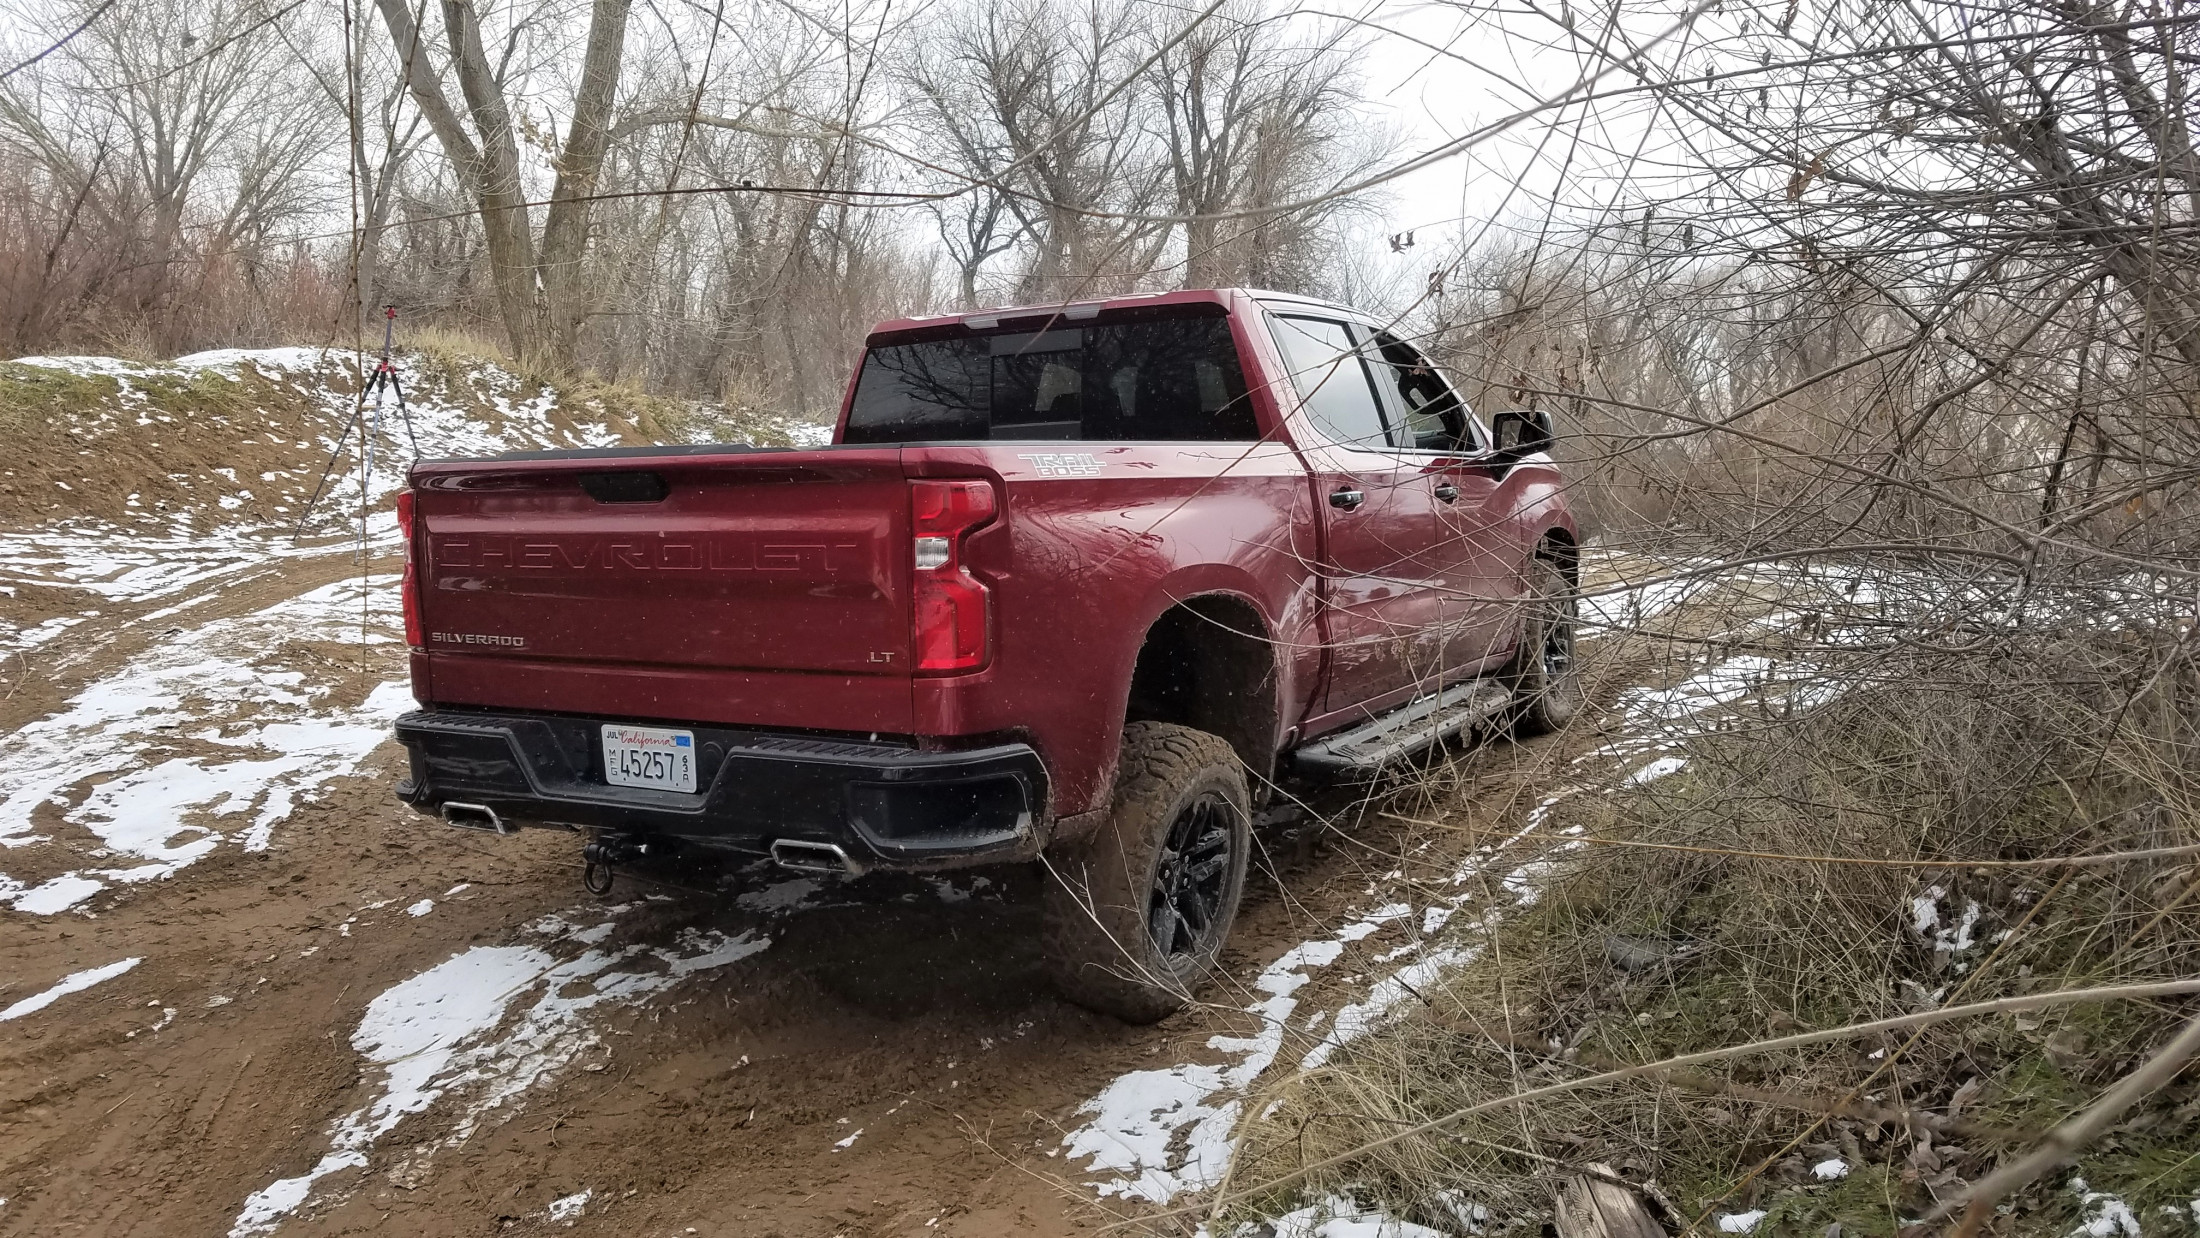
1536 523 1579 584
1120 589 1282 793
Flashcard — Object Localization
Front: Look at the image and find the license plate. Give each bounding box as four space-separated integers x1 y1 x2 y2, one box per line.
601 725 697 793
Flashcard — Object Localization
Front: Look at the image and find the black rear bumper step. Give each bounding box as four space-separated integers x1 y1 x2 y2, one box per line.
393 709 1047 870
1292 680 1515 776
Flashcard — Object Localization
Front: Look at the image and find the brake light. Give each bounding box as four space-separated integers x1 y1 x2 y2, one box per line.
397 489 423 650
909 479 996 672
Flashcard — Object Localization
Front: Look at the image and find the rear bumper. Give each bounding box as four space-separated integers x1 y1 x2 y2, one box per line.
392 709 1047 871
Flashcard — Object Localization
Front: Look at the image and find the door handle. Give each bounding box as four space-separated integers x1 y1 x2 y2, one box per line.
1329 487 1364 511
1433 483 1459 503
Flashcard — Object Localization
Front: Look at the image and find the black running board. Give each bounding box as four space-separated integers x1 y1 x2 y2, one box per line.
1291 680 1516 776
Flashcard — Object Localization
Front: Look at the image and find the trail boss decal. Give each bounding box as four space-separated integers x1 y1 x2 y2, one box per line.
1017 452 1104 478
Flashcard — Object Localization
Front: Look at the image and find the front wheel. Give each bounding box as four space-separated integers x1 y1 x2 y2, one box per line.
1507 554 1583 736
1042 722 1251 1023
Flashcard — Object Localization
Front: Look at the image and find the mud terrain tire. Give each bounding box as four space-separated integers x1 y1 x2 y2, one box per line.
1507 554 1583 736
1042 722 1251 1024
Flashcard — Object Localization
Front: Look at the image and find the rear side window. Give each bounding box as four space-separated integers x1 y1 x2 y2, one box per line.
843 314 1257 443
1267 315 1389 449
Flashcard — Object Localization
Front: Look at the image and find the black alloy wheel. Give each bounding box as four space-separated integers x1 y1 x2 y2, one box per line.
1509 553 1584 735
1541 593 1577 682
1148 791 1235 961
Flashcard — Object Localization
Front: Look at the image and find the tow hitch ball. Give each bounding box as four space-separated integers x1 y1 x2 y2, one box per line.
582 834 648 897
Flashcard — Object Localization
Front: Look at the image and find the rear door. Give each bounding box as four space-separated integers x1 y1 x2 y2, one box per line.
414 452 912 678
1264 313 1452 715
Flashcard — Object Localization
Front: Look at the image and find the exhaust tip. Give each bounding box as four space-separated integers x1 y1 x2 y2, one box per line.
441 801 510 834
769 838 861 876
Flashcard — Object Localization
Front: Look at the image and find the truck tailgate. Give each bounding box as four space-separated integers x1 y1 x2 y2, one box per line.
412 450 913 726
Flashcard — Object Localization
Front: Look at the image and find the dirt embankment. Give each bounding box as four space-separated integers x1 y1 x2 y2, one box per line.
0 350 662 532
0 345 819 534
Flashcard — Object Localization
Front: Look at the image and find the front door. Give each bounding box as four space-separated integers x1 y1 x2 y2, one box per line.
1361 329 1517 676
1265 313 1452 716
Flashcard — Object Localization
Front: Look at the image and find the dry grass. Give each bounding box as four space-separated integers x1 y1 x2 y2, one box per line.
1221 627 2200 1237
400 325 810 448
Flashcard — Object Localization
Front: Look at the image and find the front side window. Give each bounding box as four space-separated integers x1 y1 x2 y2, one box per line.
1364 331 1476 452
844 313 1257 443
1267 314 1389 449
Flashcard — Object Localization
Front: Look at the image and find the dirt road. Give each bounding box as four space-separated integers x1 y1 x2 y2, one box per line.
0 495 1772 1238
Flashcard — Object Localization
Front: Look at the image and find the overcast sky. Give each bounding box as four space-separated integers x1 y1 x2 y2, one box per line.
1319 0 1690 295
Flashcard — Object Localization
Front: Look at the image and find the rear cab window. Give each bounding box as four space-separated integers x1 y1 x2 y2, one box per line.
843 308 1258 443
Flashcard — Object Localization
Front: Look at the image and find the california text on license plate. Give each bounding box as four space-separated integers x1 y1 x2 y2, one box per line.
601 725 697 793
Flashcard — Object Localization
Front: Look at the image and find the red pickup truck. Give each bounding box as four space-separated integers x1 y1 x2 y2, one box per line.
392 288 1579 1021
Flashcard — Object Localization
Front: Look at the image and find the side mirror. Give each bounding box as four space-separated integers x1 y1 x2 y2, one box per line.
1490 408 1554 464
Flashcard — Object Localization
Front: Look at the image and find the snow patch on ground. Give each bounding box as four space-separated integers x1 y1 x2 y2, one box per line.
0 576 412 915
1907 886 1988 960
1201 1197 1453 1238
10 355 157 378
1302 946 1474 1070
2067 1179 2142 1238
546 1188 591 1223
229 914 770 1235
1064 931 1354 1202
0 613 87 654
0 956 141 1021
1577 553 1725 633
0 521 366 605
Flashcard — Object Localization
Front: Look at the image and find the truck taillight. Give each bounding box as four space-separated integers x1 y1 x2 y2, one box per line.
909 479 996 672
397 489 422 649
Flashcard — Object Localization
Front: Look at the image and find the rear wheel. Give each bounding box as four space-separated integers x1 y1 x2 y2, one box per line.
1042 722 1250 1023
1507 554 1583 736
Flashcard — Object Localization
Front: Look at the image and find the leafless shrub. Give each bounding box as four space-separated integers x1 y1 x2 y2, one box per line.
1213 2 2200 1228
1224 599 2200 1231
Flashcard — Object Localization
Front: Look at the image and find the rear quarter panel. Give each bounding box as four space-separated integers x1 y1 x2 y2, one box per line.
908 441 1321 820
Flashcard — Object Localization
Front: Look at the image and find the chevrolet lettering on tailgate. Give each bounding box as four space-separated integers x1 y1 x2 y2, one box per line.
433 536 864 573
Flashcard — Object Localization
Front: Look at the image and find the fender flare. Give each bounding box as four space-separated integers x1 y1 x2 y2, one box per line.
1051 568 1285 839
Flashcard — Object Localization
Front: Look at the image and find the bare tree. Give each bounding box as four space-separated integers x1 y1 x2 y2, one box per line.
372 0 633 368
0 0 1394 390
1146 3 1379 290
0 0 336 352
905 0 1171 303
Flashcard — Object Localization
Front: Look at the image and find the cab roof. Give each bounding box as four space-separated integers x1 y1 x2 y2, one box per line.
864 287 1355 344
